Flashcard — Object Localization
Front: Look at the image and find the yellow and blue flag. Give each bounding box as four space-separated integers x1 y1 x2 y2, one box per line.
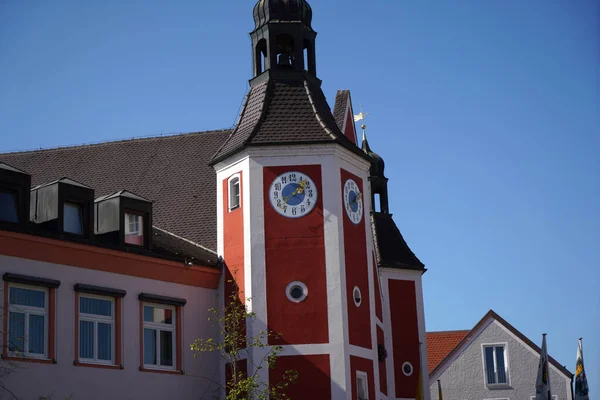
575 338 589 400
535 334 552 400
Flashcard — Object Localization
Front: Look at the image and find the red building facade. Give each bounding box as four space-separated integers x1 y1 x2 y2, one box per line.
0 1 429 399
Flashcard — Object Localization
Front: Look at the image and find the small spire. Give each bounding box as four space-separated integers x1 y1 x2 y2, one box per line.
361 128 372 153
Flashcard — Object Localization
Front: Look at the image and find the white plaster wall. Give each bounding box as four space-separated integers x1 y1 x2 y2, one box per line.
429 320 572 400
0 254 220 400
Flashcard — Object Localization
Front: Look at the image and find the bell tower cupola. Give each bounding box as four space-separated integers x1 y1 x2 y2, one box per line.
362 130 390 214
251 0 317 78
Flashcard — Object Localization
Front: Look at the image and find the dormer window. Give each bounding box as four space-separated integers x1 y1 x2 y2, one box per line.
30 178 94 238
95 190 152 249
228 175 240 211
64 202 84 235
0 190 19 223
0 163 31 226
125 212 144 246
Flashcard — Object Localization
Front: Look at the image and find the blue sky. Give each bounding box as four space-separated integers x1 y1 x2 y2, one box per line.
1 0 598 388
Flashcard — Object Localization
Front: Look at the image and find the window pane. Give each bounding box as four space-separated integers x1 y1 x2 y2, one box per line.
80 297 112 317
229 178 240 209
357 376 367 399
485 347 496 384
8 312 25 352
144 306 172 324
0 190 19 223
160 330 173 366
9 287 45 308
28 314 45 354
496 346 507 383
97 323 112 361
79 321 94 359
125 213 144 245
64 202 84 235
144 329 157 365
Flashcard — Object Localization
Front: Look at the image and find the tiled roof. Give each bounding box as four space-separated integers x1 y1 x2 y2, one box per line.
332 89 350 131
371 213 425 270
0 130 230 252
426 330 470 373
211 75 369 164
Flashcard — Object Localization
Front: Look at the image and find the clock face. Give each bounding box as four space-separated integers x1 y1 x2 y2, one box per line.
343 178 363 224
269 171 318 218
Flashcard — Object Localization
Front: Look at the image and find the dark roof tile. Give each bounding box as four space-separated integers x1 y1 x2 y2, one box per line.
371 212 425 270
1 130 230 251
333 89 350 131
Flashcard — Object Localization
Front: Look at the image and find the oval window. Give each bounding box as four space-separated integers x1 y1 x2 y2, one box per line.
286 281 308 303
402 361 414 376
353 286 362 307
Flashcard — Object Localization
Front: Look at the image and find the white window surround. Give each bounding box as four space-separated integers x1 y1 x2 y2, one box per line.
356 370 369 400
353 286 362 307
402 361 414 376
228 174 241 211
142 302 176 371
481 342 511 389
286 281 308 303
78 294 115 365
7 284 48 359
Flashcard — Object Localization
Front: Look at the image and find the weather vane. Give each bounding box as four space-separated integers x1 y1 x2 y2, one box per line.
353 105 370 132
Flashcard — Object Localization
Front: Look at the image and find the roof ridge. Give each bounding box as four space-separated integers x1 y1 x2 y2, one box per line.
0 129 231 156
427 329 471 334
429 310 573 379
304 79 339 141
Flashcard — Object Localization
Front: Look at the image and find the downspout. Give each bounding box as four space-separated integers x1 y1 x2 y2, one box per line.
570 374 574 400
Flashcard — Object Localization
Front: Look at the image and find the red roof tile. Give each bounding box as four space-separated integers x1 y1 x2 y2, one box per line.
426 330 470 373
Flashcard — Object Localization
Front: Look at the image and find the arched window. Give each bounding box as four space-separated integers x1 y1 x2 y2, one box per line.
255 39 267 75
374 193 381 213
275 34 295 66
228 175 240 211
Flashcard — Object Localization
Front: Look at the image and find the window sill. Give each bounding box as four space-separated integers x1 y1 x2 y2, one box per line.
139 367 183 375
74 361 122 370
228 206 240 213
486 383 512 390
2 355 55 364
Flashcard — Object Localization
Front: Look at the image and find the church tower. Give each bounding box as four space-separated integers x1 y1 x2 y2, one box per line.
211 1 429 398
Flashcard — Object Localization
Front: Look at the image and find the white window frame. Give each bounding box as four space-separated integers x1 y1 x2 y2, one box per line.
125 213 141 236
356 370 369 400
7 283 48 359
78 294 115 365
142 302 176 371
228 174 241 211
482 343 511 388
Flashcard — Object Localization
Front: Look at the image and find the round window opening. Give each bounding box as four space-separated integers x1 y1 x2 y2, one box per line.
286 281 308 303
402 361 414 376
353 286 362 307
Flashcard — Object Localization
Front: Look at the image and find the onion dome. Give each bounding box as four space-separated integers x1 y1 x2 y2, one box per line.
253 0 313 30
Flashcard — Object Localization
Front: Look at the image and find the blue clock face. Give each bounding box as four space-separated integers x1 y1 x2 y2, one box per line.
269 172 318 218
343 178 363 224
